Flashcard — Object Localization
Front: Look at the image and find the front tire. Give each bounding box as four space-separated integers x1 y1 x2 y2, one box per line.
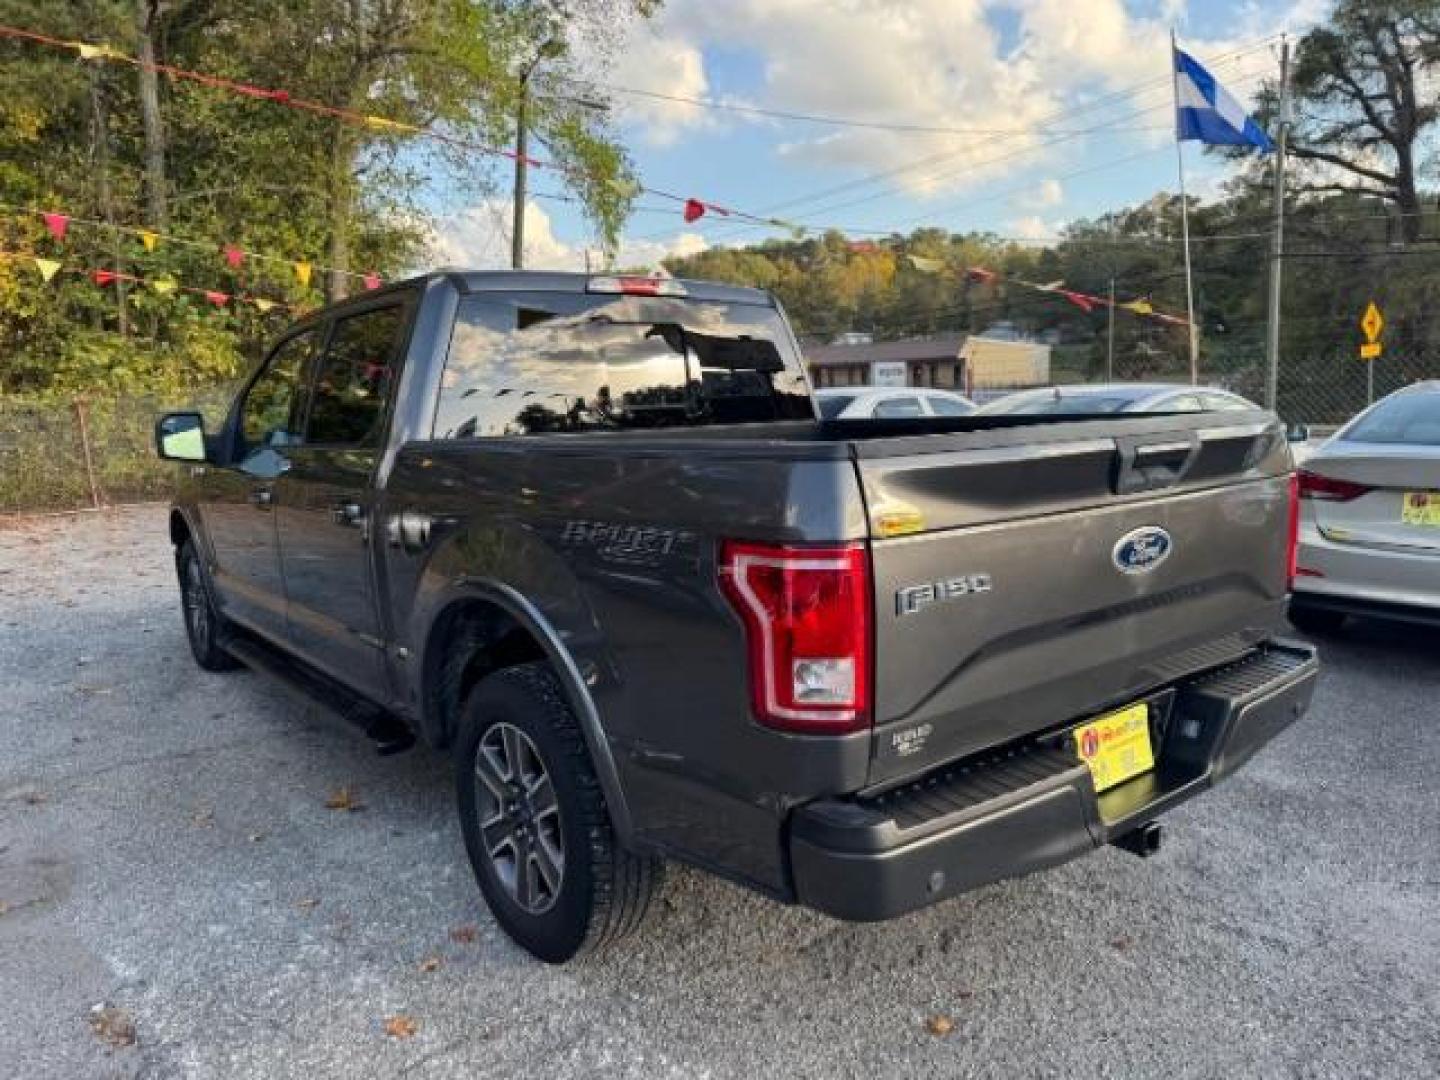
177 539 240 672
455 662 661 963
1288 601 1347 636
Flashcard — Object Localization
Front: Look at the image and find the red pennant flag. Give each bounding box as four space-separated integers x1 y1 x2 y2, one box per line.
223 245 244 269
965 267 997 284
682 198 706 224
204 290 230 307
42 212 69 241
363 271 381 290
1060 290 1097 313
92 269 117 286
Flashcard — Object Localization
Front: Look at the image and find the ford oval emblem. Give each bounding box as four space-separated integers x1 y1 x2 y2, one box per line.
1113 526 1173 574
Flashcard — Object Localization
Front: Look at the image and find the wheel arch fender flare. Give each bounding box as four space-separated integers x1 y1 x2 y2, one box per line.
429 577 636 847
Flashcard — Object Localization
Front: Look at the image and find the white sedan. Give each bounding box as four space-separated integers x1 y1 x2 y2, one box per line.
1289 381 1440 633
815 387 976 420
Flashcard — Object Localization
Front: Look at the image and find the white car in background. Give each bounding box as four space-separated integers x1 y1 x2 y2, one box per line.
1289 381 1440 633
815 386 976 420
976 383 1257 416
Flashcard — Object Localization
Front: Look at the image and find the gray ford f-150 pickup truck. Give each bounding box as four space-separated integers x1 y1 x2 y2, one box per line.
156 271 1318 963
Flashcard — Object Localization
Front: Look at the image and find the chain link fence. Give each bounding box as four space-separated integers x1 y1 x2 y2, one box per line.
0 391 229 515
2 348 1435 515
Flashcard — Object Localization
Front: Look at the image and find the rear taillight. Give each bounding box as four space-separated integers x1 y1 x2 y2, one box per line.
1286 472 1300 591
718 540 872 734
1296 469 1372 502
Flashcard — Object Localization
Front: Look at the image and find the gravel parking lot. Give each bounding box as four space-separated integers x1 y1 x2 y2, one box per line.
2 504 1437 1079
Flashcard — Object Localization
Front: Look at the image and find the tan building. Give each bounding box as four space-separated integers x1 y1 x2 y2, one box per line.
960 335 1052 389
805 331 1051 392
805 334 966 390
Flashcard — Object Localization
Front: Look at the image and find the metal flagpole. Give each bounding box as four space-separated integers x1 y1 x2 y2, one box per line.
1171 30 1200 385
1263 36 1292 413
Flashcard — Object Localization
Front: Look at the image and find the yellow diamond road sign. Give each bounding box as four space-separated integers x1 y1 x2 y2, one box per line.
1361 301 1384 343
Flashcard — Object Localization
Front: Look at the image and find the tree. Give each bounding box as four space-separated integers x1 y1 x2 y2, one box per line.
1278 0 1440 242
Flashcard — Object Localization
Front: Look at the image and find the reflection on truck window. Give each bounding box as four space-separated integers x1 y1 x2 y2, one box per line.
433 294 812 438
307 305 405 446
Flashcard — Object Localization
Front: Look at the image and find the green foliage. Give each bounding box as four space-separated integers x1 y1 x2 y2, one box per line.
0 0 653 400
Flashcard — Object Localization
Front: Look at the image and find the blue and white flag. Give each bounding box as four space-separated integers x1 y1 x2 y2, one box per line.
1174 47 1274 151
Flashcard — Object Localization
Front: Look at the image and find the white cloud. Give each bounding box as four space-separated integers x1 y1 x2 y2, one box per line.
599 0 1319 208
1016 177 1064 210
1006 215 1056 241
605 28 717 147
425 199 707 273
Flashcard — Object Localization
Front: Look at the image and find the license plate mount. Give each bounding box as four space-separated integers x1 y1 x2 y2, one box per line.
1402 492 1440 527
1074 703 1155 793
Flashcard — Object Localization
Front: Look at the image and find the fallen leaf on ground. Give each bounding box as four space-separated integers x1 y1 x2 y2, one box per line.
192 808 214 827
419 956 442 973
21 791 47 806
324 787 364 812
295 897 320 911
89 1005 137 1048
449 925 478 944
925 1013 955 1037
1110 936 1133 951
384 1015 418 1040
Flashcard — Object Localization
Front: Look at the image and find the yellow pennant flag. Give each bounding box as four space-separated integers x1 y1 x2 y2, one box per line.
252 298 278 313
364 115 416 133
74 42 119 61
139 230 159 252
606 177 643 200
150 277 178 295
293 260 312 288
33 257 62 282
907 255 946 274
1121 298 1154 315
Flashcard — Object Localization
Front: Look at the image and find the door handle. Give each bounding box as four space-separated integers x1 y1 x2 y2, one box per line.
249 487 273 508
332 501 366 527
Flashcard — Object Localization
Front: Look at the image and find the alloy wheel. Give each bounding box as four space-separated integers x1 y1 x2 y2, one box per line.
474 721 565 914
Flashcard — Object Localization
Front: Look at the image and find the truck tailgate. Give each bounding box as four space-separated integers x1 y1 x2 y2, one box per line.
857 414 1292 786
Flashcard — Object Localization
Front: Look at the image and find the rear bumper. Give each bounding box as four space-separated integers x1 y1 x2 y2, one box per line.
789 641 1317 922
1294 524 1440 613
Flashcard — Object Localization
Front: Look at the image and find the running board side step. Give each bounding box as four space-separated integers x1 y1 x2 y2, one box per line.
221 632 416 755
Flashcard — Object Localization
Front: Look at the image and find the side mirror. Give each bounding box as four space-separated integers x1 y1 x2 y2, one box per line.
155 412 208 463
1285 422 1311 444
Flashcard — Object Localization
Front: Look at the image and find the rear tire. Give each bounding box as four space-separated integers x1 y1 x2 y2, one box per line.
455 662 662 963
1288 601 1347 636
177 539 240 672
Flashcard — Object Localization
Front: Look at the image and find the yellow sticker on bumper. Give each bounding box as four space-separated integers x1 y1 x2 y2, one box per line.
1402 492 1440 526
1074 703 1154 793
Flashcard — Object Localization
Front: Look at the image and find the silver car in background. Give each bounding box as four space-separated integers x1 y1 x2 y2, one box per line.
1290 381 1440 633
976 383 1257 415
814 386 976 419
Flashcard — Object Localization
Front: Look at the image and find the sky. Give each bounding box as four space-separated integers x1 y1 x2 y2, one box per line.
427 0 1330 272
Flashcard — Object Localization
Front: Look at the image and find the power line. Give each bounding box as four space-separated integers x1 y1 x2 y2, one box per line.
655 49 1277 246
575 81 1170 137
661 38 1280 243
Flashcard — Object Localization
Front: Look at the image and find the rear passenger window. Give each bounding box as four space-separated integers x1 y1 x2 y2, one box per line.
432 293 813 438
873 397 924 419
306 305 406 446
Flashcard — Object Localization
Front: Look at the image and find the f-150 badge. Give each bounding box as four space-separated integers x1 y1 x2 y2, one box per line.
896 573 993 616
